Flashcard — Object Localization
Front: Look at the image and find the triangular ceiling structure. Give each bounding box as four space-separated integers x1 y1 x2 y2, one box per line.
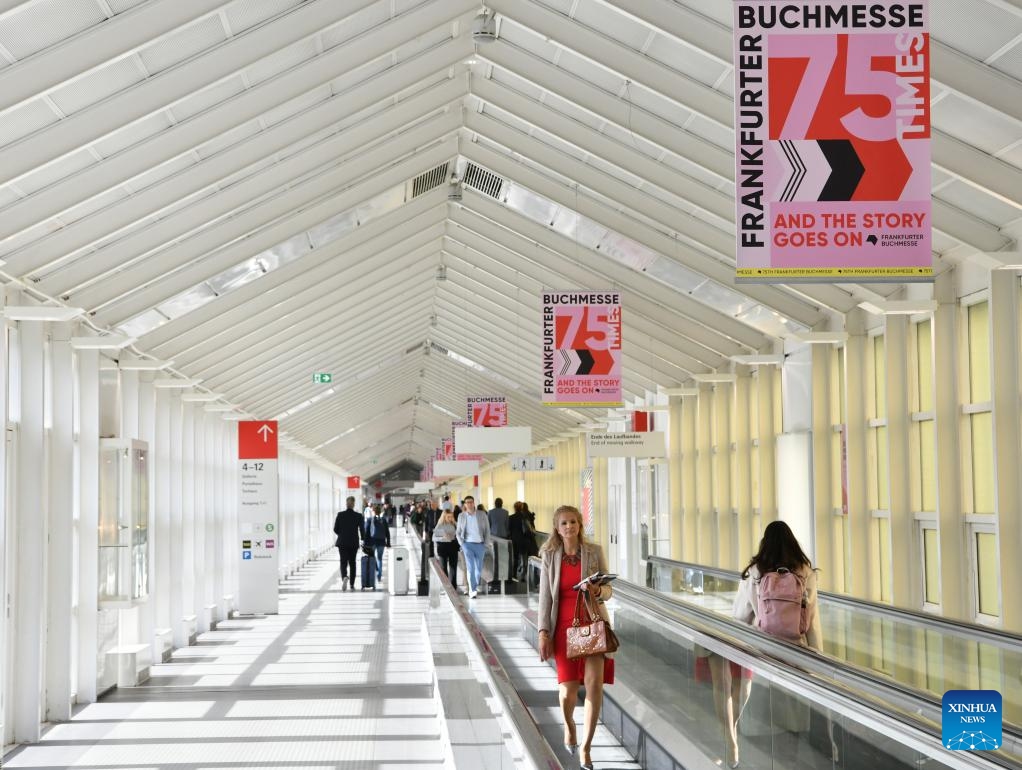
0 0 1019 476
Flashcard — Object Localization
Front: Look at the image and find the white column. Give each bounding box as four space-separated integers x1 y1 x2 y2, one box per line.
0 294 9 741
76 349 100 703
168 393 186 648
223 421 239 603
810 345 835 592
844 311 873 601
46 323 74 722
120 369 139 440
137 375 156 653
989 269 1021 630
13 319 46 742
153 389 173 637
193 409 208 629
209 414 224 620
180 402 196 631
932 273 967 620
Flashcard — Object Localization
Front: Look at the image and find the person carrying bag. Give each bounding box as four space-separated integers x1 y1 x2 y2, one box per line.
566 583 619 660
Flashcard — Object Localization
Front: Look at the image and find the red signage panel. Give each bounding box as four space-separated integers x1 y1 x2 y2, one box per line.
238 420 278 459
347 475 361 489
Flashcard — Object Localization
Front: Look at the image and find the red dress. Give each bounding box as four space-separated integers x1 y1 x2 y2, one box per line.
554 554 615 684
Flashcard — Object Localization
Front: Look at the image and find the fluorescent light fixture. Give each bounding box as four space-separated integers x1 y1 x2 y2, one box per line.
181 393 223 402
221 414 244 420
154 378 202 388
3 306 84 322
119 358 174 370
858 299 937 315
203 404 237 412
663 387 699 397
731 354 785 366
70 335 136 350
790 331 848 344
692 373 737 383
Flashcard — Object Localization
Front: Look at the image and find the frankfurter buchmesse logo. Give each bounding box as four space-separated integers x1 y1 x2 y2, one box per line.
943 690 1001 750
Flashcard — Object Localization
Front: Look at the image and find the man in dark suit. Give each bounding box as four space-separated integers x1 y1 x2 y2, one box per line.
333 496 364 592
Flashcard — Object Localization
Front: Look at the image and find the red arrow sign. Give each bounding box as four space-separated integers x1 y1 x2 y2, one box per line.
239 420 278 459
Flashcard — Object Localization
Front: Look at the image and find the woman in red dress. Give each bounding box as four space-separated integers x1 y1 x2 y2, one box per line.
537 505 614 770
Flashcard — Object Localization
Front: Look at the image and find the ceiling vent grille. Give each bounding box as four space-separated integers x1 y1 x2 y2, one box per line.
464 162 504 199
412 162 450 198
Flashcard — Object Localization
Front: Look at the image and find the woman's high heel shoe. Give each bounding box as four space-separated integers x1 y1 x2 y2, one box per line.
580 747 594 769
563 743 578 756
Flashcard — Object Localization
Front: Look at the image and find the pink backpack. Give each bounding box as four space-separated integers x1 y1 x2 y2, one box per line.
756 567 810 640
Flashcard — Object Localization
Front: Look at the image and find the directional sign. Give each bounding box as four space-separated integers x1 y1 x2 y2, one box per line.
313 372 332 383
239 420 278 459
510 456 555 472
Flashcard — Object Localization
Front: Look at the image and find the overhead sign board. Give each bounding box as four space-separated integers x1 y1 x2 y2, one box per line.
542 292 622 407
237 421 279 614
433 460 481 479
733 0 932 282
510 456 555 471
455 426 532 454
586 431 666 458
468 395 508 426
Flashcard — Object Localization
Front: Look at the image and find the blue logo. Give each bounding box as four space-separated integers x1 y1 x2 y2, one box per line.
242 550 252 560
943 690 1001 750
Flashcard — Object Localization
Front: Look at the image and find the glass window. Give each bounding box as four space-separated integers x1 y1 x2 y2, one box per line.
920 420 937 511
877 517 892 602
750 445 760 508
867 427 879 510
873 335 886 419
970 412 996 514
975 531 1000 617
968 301 991 403
923 527 941 605
877 425 889 510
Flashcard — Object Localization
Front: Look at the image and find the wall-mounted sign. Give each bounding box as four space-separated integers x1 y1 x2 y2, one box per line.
542 292 622 407
733 1 932 282
346 475 361 489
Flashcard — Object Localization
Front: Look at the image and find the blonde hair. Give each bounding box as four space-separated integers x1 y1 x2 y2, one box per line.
439 509 456 525
540 505 585 553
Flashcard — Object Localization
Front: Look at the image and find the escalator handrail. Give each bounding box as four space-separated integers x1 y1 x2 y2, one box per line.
611 578 1021 769
647 554 1022 649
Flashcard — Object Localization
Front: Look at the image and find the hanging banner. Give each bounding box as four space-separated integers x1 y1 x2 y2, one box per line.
542 291 622 407
442 438 454 460
467 395 508 427
346 475 361 489
580 467 595 537
586 431 666 458
733 1 931 283
452 419 483 462
237 421 279 615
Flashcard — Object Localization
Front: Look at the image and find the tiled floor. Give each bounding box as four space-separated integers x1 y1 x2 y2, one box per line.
3 542 446 770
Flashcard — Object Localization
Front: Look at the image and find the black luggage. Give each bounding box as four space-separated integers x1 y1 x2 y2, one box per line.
361 554 377 590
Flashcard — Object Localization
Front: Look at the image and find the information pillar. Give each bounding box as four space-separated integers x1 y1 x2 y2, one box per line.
237 420 279 614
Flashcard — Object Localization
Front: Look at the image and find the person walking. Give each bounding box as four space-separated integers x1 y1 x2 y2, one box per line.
455 495 490 598
537 505 613 770
731 520 823 768
432 508 460 590
510 501 539 580
333 496 365 592
488 497 510 587
364 504 390 582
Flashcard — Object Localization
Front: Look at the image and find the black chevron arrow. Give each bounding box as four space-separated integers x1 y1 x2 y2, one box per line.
817 139 864 201
576 349 595 375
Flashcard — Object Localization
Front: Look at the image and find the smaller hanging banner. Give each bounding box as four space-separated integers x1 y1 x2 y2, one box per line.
346 475 361 489
542 291 622 407
452 419 482 461
467 395 508 427
581 467 595 537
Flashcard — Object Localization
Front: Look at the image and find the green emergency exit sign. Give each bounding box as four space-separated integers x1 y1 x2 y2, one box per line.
313 373 332 383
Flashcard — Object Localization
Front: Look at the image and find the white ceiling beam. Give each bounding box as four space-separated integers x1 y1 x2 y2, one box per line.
51 117 459 301
0 0 228 115
477 38 732 181
0 0 476 189
462 116 832 324
608 0 731 63
489 0 732 128
4 74 468 276
932 131 1022 211
932 40 1022 127
90 140 455 325
931 199 1014 253
451 193 766 350
471 76 734 223
445 203 754 356
0 34 473 243
440 239 718 372
141 193 447 349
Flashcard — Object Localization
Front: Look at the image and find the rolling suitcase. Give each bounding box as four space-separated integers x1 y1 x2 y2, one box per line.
361 554 377 590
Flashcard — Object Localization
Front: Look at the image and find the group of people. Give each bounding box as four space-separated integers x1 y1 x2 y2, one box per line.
535 507 820 770
411 496 541 596
331 497 392 590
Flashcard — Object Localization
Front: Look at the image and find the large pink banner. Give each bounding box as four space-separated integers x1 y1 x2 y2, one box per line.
467 396 507 427
542 292 622 407
734 1 932 282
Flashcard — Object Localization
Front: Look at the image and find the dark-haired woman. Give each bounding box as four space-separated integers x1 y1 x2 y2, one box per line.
731 520 823 767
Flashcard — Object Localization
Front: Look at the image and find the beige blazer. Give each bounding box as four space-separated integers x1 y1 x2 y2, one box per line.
537 541 612 636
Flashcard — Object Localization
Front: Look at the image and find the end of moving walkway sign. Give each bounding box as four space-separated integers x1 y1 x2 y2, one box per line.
237 421 279 614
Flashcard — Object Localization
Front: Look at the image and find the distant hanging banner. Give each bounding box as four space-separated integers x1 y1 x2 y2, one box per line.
467 396 508 427
542 291 622 407
733 1 931 283
452 420 482 462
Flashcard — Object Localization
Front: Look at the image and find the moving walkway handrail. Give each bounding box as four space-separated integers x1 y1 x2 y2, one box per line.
611 578 1022 768
647 554 1022 648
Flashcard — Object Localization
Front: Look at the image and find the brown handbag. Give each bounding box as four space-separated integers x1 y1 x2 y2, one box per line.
565 588 620 660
